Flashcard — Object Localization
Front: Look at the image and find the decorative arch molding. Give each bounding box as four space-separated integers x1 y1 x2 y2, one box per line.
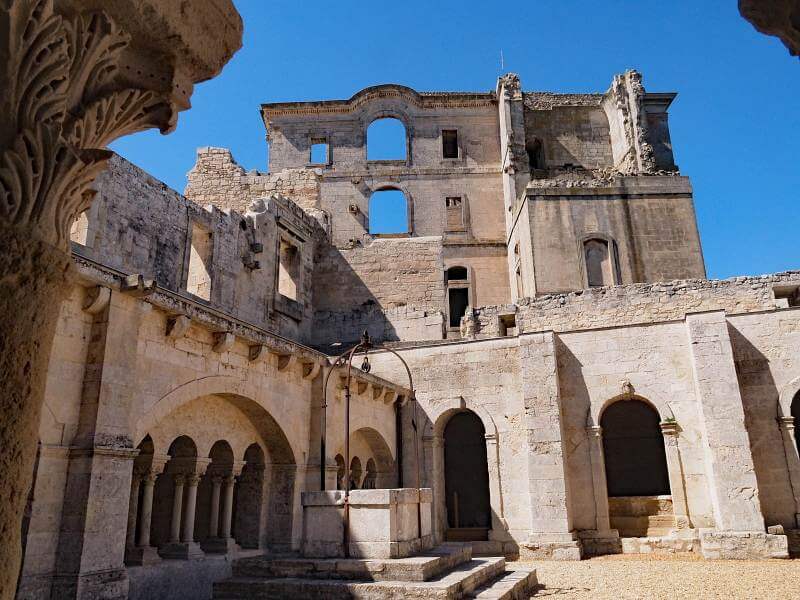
591 392 673 427
424 396 499 440
134 375 299 465
365 182 414 235
778 374 800 417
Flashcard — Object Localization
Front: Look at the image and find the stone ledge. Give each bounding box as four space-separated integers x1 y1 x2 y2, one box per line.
698 530 789 560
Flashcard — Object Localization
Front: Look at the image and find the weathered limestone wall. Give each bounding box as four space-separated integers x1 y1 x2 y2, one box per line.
77 155 318 340
185 147 323 215
471 272 800 337
524 177 705 294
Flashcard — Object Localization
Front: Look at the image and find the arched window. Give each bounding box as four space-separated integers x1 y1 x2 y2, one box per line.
363 458 377 490
349 457 363 490
367 117 407 161
601 400 670 497
368 189 408 234
584 237 618 288
446 266 470 329
334 454 345 490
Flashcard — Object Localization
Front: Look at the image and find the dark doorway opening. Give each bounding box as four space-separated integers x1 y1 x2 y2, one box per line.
448 287 469 328
601 400 670 497
444 411 491 541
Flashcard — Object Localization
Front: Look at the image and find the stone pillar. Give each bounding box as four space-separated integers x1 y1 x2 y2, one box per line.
137 473 158 547
518 332 581 560
182 474 200 543
586 426 612 533
125 472 143 550
209 476 223 537
125 460 165 567
0 1 242 595
686 311 787 559
423 434 446 544
777 416 800 528
170 475 185 544
220 476 236 539
660 422 691 530
484 432 508 541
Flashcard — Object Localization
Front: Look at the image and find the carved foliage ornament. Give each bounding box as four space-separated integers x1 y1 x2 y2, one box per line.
0 0 173 248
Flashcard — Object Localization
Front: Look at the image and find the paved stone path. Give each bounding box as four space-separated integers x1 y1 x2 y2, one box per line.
512 554 800 599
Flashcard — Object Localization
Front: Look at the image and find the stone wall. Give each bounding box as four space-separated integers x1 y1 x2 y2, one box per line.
469 272 800 338
185 146 323 215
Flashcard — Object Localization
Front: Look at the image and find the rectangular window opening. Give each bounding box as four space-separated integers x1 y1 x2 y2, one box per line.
499 314 517 337
442 129 459 159
278 239 301 301
310 139 329 165
70 210 90 246
187 223 213 300
774 285 800 308
445 196 464 231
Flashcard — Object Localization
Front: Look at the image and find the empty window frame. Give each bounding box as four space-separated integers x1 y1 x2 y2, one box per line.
584 237 619 288
446 266 470 328
442 129 459 159
70 210 91 246
277 238 301 300
367 117 407 161
187 223 213 300
445 196 465 231
369 189 408 235
310 138 329 165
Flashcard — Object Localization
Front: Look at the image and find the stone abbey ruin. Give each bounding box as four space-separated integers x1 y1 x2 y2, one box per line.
2 2 800 600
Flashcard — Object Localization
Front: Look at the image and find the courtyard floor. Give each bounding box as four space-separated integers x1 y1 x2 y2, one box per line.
512 554 800 599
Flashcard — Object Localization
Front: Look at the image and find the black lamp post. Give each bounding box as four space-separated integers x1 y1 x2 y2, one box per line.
320 331 421 558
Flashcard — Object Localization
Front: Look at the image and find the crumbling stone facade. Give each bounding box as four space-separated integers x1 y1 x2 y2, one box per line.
16 71 800 600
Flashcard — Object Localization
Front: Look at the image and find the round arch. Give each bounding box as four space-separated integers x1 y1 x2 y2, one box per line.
778 374 800 417
135 376 299 466
591 391 672 427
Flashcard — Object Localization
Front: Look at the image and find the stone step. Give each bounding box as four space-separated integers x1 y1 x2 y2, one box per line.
232 543 471 582
467 568 538 600
213 557 506 600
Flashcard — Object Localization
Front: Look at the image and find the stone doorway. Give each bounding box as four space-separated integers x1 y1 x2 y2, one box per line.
601 399 673 536
443 411 491 541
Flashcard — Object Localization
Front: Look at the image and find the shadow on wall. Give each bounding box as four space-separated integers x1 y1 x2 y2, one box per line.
727 323 796 532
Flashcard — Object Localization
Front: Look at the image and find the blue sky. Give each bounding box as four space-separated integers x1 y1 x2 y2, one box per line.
111 0 799 279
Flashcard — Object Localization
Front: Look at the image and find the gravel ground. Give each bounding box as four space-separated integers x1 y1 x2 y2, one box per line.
511 554 800 599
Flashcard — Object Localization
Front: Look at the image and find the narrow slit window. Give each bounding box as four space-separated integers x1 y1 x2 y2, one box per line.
278 239 301 300
187 223 213 300
584 238 613 288
442 129 459 159
310 138 329 165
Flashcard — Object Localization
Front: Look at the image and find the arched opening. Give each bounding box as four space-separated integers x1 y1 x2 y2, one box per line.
197 440 233 547
334 454 345 490
367 117 407 161
526 137 545 171
368 188 408 235
363 459 377 490
601 399 672 536
584 238 613 287
234 443 266 549
792 391 800 455
443 411 490 541
446 266 470 329
151 436 198 553
349 456 363 490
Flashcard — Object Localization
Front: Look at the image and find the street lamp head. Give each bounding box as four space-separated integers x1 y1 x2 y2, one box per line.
360 330 372 348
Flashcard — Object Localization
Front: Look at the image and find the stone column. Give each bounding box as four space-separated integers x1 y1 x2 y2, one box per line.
125 465 164 566
586 426 612 533
125 472 143 550
182 474 201 543
518 332 581 560
484 432 508 540
220 476 236 539
170 475 186 544
423 434 446 544
209 476 223 537
0 1 242 596
660 422 691 530
686 311 787 559
777 416 800 528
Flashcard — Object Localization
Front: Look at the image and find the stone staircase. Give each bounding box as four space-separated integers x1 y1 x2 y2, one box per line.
212 543 537 599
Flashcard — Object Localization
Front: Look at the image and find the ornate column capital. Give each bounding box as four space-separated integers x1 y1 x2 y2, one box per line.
586 425 603 439
173 473 186 486
0 0 242 248
778 416 796 431
660 421 680 436
186 473 201 486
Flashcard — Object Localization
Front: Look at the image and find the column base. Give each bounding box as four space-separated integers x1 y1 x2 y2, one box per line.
158 541 205 560
520 532 582 560
577 529 621 557
201 537 241 555
698 529 789 559
125 545 162 566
